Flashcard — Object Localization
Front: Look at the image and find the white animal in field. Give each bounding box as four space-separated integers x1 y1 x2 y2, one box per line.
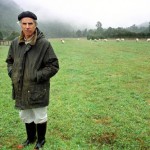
116 38 120 42
61 39 65 44
147 38 150 42
121 38 124 41
136 38 139 42
103 39 108 42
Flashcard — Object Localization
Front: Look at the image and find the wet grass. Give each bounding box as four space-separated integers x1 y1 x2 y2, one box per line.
0 39 150 150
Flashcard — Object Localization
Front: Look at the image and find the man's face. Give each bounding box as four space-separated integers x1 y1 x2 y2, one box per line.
20 17 36 38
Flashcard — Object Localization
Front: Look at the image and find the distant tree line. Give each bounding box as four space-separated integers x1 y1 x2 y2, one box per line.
86 21 150 40
0 21 150 41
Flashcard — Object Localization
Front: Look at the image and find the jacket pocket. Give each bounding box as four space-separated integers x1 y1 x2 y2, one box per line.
27 83 49 105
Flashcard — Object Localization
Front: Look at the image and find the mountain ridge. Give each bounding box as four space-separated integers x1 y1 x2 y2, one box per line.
0 0 75 38
0 0 149 38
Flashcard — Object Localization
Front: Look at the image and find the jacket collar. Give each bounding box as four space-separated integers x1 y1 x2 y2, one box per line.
19 29 37 45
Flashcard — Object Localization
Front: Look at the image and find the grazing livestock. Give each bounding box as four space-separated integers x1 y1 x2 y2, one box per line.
136 38 139 42
147 38 150 42
103 39 108 42
116 38 125 42
116 38 121 42
61 39 65 44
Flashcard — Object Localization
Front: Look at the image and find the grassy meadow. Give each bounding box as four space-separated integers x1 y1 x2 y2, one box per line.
0 39 150 150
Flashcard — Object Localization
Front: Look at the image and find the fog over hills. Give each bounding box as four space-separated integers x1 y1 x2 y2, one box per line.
0 0 22 35
0 0 149 38
0 0 75 38
138 22 149 27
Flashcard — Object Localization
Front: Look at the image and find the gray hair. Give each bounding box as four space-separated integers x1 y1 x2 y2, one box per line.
17 20 38 26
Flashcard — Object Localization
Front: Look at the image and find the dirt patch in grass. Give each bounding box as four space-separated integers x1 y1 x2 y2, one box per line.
90 132 117 145
50 129 71 141
147 99 150 105
92 117 112 125
136 138 150 150
0 136 18 150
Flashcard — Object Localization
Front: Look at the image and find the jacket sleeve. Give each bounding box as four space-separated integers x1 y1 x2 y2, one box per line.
37 43 59 83
6 42 14 78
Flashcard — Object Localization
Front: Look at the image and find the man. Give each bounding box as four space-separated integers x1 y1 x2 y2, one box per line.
6 11 59 150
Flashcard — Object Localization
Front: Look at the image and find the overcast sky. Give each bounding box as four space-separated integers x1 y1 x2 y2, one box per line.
14 0 150 28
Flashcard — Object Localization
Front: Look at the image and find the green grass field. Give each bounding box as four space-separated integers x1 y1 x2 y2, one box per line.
0 39 150 150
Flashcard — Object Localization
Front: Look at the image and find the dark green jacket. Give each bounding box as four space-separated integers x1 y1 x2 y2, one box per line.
6 28 59 110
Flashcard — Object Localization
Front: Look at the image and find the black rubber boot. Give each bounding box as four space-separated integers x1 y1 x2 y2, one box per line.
17 122 37 149
34 122 47 150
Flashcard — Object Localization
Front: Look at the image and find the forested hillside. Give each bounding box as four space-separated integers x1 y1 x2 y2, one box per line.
0 0 149 39
0 0 76 38
0 0 22 37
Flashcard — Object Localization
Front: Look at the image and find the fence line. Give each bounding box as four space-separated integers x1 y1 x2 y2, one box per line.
0 40 11 46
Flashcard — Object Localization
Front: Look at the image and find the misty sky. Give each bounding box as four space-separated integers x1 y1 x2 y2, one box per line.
14 0 150 28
